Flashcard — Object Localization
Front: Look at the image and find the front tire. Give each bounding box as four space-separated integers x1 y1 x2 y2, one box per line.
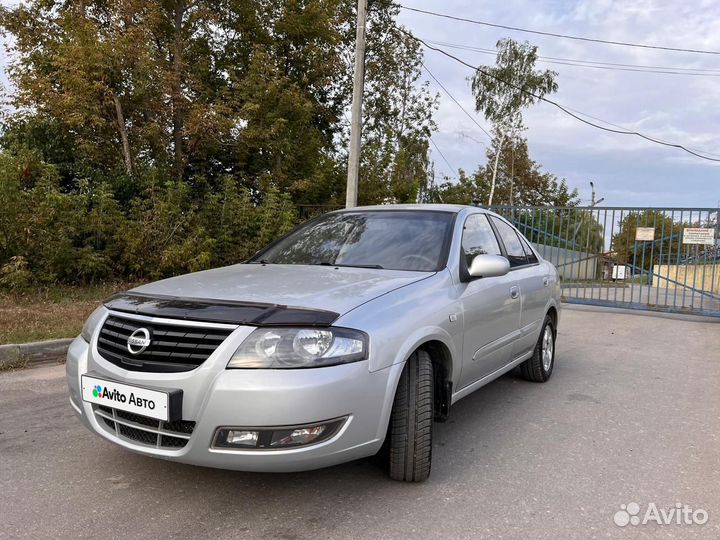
387 350 434 482
519 316 555 382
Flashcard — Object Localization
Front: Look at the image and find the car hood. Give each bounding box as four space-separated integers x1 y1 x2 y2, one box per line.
130 264 433 316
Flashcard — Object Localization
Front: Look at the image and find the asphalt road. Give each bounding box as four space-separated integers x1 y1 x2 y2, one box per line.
1 306 719 539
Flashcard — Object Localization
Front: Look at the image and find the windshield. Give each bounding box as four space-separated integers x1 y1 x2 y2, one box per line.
251 210 454 272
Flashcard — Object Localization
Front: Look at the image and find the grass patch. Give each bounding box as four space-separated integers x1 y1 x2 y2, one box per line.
0 352 29 372
0 282 139 345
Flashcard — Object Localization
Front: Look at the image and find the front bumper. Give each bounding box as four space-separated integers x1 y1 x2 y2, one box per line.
66 323 403 472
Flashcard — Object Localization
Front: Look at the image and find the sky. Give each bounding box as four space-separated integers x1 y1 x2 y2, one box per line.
0 0 719 208
397 0 720 208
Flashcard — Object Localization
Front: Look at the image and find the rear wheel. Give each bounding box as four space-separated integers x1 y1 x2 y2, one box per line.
387 350 434 482
519 316 555 383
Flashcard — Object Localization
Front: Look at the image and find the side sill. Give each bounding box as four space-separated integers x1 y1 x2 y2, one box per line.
450 350 534 405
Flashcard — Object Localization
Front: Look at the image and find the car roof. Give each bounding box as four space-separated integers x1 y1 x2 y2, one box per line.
332 203 473 214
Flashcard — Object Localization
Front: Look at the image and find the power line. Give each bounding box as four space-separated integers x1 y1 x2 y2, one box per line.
399 6 720 56
429 137 457 176
426 40 720 72
558 103 720 160
459 132 486 146
540 58 720 77
421 62 492 141
420 37 720 159
399 29 720 162
425 39 720 77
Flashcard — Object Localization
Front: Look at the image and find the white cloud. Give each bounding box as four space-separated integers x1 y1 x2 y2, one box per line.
399 0 720 206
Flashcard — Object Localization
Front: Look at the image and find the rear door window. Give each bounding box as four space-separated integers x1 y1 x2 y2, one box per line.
519 235 539 265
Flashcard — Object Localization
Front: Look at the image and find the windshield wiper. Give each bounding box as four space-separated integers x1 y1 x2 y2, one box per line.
249 259 272 265
317 262 384 269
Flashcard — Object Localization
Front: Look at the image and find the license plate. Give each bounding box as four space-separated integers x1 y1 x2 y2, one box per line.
81 374 179 422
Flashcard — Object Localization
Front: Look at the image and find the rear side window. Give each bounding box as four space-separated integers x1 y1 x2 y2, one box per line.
461 214 501 266
519 235 538 264
490 217 528 267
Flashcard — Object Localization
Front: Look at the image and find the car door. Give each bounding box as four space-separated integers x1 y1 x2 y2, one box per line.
457 213 521 390
489 217 547 358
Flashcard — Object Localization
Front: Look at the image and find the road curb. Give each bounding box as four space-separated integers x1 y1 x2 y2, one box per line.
0 338 73 370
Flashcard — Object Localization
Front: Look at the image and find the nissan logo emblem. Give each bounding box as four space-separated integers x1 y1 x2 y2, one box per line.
127 328 151 355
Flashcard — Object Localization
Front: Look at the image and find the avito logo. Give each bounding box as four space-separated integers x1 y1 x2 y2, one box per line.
92 385 128 403
91 384 156 410
614 502 709 527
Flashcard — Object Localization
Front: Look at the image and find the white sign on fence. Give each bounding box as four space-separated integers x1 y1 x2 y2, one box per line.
635 227 655 241
682 228 715 245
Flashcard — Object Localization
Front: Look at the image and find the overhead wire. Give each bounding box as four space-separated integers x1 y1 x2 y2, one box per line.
425 39 720 72
424 39 720 77
429 137 458 176
421 62 492 141
397 28 720 163
399 5 720 56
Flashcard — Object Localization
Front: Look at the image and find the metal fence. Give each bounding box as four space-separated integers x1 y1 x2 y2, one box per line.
490 206 720 318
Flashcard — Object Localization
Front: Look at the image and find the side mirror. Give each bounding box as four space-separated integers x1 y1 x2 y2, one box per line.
468 254 510 278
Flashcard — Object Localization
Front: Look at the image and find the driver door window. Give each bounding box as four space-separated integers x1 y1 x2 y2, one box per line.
461 214 501 266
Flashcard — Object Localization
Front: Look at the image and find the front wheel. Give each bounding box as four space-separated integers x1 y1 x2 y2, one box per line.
519 316 555 382
387 350 434 482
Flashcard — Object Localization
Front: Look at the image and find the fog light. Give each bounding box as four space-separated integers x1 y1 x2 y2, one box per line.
270 426 326 447
214 428 259 448
227 430 259 446
212 417 346 450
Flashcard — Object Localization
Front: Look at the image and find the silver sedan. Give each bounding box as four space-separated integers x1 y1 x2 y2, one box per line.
66 204 561 482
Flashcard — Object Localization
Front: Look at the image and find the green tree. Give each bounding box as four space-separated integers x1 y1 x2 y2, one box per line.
0 0 350 195
1 0 436 205
611 211 685 271
424 135 578 208
1 1 149 178
0 149 127 284
423 169 484 205
0 0 442 288
354 1 438 204
471 39 558 205
481 134 578 206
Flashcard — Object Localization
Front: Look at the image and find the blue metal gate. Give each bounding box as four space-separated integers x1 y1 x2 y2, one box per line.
489 206 720 318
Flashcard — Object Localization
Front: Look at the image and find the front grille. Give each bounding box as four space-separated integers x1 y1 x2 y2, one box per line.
97 315 235 372
95 405 196 449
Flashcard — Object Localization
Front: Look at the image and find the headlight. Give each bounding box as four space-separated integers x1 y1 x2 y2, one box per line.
227 327 368 369
81 306 107 342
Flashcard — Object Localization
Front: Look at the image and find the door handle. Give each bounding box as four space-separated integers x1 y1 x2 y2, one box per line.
543 276 550 287
510 286 519 299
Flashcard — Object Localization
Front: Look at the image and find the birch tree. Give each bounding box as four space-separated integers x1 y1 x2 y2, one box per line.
471 38 557 205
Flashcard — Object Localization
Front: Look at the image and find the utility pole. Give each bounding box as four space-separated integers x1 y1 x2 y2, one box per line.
572 181 605 244
345 0 368 208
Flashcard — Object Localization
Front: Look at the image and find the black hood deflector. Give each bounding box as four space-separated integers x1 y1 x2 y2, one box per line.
104 293 340 326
